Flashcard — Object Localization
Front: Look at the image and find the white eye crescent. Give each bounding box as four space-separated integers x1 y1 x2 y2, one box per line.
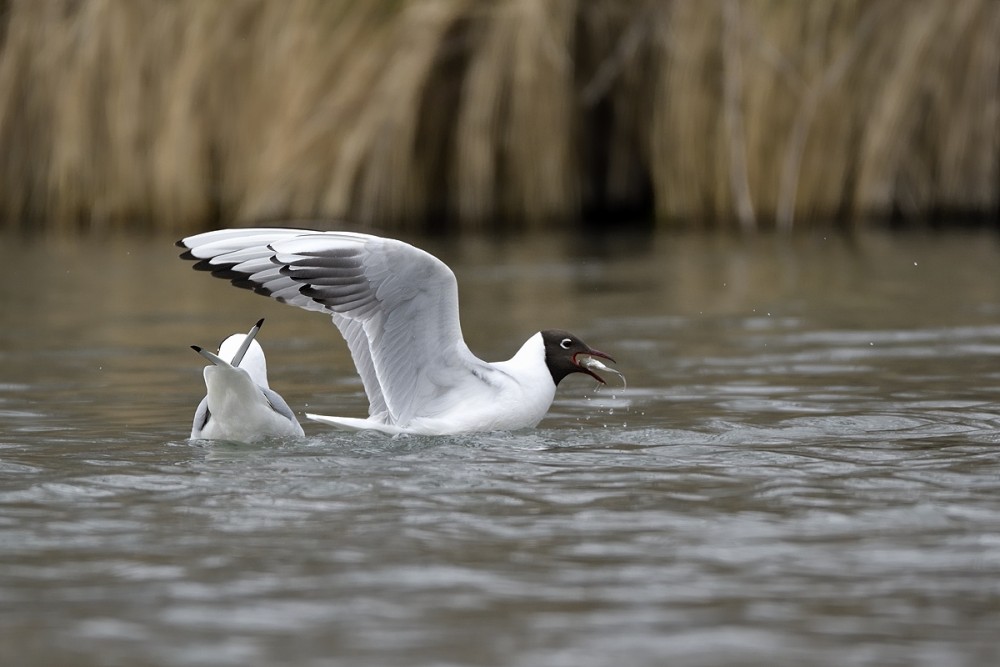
560 338 572 350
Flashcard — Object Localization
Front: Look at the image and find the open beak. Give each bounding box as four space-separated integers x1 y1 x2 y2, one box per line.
190 318 264 368
573 348 616 384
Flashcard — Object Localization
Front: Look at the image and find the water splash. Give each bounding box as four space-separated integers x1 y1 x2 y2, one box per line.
580 356 627 389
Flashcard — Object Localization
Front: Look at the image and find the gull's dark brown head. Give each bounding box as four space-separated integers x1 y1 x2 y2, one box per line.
540 329 616 386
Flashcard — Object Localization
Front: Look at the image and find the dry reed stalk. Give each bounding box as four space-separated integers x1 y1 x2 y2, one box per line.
451 0 578 228
0 0 996 232
722 0 756 231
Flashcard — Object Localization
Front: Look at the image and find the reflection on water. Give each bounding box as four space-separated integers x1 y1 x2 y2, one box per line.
1 228 999 666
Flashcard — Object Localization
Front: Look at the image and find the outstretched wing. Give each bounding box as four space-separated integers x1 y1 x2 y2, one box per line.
178 228 486 425
179 228 389 418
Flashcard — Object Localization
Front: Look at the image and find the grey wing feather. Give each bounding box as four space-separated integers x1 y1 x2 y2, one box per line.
180 228 330 314
272 234 483 425
332 314 389 420
191 397 211 438
261 387 300 426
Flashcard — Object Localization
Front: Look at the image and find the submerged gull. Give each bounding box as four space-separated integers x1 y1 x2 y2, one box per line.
190 318 304 441
178 228 617 435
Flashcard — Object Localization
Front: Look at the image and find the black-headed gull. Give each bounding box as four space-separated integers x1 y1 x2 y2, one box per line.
190 318 304 440
178 229 616 435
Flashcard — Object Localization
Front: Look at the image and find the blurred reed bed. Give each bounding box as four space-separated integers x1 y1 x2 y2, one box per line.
0 0 996 233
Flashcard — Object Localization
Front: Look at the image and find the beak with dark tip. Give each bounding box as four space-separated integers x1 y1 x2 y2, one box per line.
573 348 616 384
192 345 231 367
229 318 264 367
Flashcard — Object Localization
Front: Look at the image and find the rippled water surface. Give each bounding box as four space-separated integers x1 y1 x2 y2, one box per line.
2 229 1000 666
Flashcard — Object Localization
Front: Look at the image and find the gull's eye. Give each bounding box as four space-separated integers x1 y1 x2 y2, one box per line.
560 338 572 350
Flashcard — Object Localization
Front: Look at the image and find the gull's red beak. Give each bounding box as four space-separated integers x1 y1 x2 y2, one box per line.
573 348 616 384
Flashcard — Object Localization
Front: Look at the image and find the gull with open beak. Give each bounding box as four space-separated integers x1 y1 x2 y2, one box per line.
178 229 618 435
190 318 304 441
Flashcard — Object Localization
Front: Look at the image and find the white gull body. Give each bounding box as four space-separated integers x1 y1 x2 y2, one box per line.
179 229 615 436
191 321 304 441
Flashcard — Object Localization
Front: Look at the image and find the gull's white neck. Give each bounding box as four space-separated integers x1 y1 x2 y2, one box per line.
484 332 557 428
492 332 550 380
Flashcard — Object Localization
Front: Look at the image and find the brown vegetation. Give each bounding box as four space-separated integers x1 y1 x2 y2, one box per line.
0 0 997 233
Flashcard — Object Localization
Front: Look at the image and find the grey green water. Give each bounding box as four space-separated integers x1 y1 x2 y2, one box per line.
1 229 999 666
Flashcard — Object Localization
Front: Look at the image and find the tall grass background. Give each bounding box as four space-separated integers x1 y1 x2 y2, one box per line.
0 0 997 233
